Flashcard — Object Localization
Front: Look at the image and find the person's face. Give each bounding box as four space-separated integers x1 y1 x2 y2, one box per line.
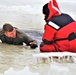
4 28 16 38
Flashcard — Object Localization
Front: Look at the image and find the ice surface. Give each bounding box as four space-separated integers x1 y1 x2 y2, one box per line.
0 0 76 75
5 66 39 75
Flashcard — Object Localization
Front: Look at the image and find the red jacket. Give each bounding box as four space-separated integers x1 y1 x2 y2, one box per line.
40 0 76 52
42 21 76 52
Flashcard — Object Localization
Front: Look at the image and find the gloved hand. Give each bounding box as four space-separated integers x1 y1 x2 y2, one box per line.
29 41 38 49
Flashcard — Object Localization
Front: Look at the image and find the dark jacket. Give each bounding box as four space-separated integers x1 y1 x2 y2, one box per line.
0 28 37 46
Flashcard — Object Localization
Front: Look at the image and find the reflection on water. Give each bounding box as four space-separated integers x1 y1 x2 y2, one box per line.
0 31 76 75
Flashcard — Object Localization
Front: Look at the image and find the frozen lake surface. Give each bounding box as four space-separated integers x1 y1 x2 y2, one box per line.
0 0 76 75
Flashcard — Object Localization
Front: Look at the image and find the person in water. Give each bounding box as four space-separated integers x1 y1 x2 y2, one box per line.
0 23 38 49
40 0 76 52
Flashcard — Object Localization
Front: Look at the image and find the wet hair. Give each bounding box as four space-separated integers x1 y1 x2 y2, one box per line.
42 3 49 20
3 23 13 32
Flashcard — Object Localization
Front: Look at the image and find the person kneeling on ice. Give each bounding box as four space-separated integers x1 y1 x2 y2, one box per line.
40 0 76 52
0 23 38 49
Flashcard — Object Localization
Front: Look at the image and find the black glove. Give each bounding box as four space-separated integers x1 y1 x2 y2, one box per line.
30 43 38 49
29 42 38 49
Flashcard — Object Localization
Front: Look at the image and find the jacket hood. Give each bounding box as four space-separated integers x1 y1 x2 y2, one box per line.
46 0 61 21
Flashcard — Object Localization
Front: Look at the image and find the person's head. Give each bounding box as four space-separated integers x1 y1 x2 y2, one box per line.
42 3 49 20
42 0 61 21
3 23 16 38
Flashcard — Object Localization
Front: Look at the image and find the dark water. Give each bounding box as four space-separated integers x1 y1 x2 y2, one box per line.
24 30 43 45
